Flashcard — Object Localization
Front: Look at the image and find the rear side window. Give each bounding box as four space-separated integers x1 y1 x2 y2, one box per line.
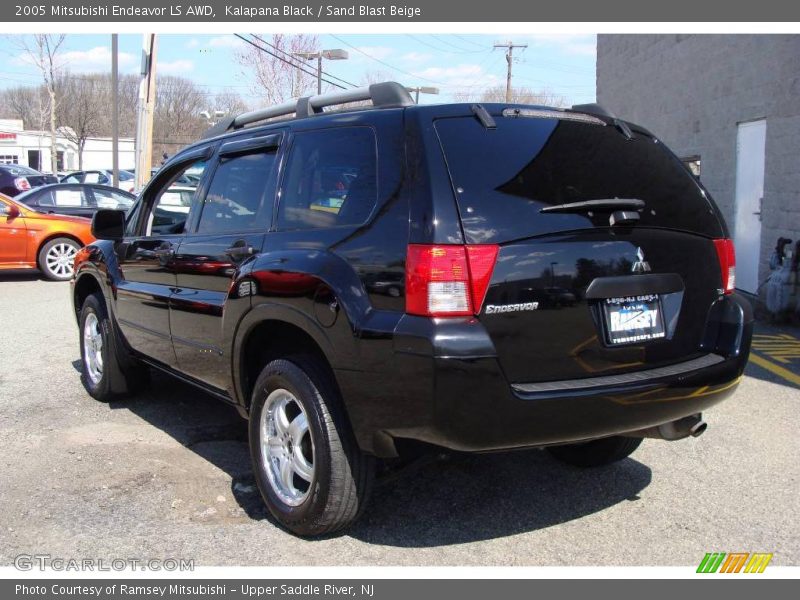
196 151 278 234
435 116 723 243
277 127 377 230
42 188 90 207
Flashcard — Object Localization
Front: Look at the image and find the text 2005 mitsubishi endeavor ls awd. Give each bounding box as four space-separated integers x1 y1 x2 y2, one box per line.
71 82 752 536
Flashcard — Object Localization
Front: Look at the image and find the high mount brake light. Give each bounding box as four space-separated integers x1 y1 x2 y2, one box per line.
406 244 499 317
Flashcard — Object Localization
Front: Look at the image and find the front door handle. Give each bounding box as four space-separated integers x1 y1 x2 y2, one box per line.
225 241 255 260
153 246 174 258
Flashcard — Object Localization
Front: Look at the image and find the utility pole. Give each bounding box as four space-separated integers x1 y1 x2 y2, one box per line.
493 41 527 103
134 34 157 191
111 34 119 188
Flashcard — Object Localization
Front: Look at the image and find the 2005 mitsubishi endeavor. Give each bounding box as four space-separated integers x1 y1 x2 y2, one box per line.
71 82 752 536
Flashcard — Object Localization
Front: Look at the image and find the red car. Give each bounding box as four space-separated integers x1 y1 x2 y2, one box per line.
0 192 95 280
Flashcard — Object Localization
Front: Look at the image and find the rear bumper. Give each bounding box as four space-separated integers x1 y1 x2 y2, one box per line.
339 293 752 457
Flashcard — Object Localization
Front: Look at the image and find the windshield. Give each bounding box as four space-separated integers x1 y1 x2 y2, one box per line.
434 114 724 243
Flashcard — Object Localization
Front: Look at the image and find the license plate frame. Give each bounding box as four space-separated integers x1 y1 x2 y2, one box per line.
601 294 666 346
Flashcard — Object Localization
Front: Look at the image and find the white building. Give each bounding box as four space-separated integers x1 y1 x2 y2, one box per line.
0 119 135 174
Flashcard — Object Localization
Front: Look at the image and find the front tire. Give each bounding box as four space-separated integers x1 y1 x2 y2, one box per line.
79 293 149 401
249 357 374 536
39 237 81 281
546 436 643 468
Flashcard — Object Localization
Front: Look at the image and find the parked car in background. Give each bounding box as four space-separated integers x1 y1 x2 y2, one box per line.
16 184 135 219
0 192 94 280
0 164 58 197
61 169 137 194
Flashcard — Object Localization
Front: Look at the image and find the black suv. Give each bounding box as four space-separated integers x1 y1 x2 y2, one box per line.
72 82 752 536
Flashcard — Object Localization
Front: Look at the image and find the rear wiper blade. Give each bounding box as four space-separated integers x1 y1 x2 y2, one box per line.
540 198 645 214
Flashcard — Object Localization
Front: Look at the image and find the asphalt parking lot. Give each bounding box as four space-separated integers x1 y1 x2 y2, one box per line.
1 273 798 567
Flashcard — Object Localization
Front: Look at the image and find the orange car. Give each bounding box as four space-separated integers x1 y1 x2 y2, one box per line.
0 192 95 281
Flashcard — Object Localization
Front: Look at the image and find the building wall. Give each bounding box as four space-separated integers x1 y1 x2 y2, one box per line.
0 119 134 173
597 34 800 295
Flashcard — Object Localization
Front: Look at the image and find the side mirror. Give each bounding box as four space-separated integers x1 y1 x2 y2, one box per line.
91 209 126 241
0 204 20 219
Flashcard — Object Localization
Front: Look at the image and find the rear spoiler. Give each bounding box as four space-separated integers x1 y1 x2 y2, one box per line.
570 103 617 119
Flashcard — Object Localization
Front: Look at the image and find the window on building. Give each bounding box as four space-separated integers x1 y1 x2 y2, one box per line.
682 155 701 178
56 151 65 172
277 127 378 230
0 155 20 165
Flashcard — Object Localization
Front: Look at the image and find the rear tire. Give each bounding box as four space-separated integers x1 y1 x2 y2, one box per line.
39 237 81 281
546 436 643 468
79 293 149 401
249 356 374 536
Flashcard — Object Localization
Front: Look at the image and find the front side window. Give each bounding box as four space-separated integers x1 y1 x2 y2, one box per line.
277 127 377 230
196 151 277 234
144 159 207 236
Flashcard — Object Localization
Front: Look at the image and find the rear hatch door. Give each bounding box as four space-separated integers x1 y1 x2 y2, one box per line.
434 107 727 383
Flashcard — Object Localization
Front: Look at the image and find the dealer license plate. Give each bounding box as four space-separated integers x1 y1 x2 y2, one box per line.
602 294 666 345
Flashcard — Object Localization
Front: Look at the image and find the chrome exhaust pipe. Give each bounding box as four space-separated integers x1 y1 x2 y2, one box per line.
625 413 707 441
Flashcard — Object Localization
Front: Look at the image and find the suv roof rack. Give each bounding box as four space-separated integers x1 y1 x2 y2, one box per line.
202 81 414 139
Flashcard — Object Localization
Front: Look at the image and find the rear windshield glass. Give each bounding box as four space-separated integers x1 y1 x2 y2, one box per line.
1 164 41 177
434 115 723 243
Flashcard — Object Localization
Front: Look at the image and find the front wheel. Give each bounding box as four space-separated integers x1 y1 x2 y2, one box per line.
249 357 374 536
39 237 81 281
546 436 643 468
79 293 149 401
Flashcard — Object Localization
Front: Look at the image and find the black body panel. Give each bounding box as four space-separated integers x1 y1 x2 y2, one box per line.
72 101 752 459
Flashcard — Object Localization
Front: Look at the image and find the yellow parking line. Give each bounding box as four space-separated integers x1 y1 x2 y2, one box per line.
749 352 800 387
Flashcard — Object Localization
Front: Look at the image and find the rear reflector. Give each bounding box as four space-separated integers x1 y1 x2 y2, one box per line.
713 238 736 294
406 244 499 317
14 177 30 192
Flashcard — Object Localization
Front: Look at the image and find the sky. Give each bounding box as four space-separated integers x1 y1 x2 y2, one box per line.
1 33 596 106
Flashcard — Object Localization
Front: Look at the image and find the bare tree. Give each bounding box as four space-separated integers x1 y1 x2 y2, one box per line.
55 74 106 169
212 90 250 117
152 75 207 162
236 34 321 105
0 86 45 127
11 35 66 173
453 85 567 107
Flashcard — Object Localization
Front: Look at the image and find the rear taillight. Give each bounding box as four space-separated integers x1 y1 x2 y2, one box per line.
406 244 499 317
713 238 736 294
14 177 30 192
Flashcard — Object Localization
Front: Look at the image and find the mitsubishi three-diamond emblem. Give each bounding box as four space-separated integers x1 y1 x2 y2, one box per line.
632 247 652 273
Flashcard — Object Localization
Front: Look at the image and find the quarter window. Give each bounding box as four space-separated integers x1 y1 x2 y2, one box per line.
277 127 377 230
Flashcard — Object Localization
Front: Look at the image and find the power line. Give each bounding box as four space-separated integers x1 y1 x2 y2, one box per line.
329 34 443 85
453 35 488 49
233 33 347 91
406 34 487 55
249 34 359 89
